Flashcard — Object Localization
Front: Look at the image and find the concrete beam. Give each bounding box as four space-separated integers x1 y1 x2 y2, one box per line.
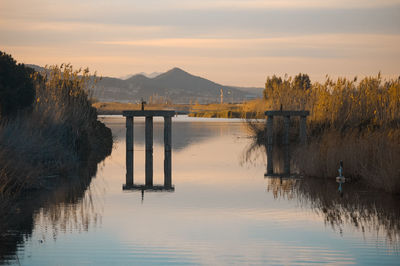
123 184 175 191
123 110 175 117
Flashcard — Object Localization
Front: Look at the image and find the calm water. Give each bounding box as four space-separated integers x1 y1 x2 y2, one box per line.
2 116 400 265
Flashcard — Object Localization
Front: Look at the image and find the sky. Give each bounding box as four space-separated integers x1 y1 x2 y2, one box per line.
0 0 399 87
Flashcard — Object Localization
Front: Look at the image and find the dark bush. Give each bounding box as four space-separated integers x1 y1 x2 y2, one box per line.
0 51 35 118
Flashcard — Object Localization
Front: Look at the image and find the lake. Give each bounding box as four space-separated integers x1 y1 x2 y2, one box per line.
2 115 399 265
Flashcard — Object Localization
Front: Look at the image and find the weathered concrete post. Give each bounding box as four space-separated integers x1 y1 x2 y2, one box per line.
126 116 134 186
283 145 291 175
266 116 274 146
300 115 307 145
145 116 153 186
283 115 290 174
283 115 290 145
266 115 274 174
164 116 172 187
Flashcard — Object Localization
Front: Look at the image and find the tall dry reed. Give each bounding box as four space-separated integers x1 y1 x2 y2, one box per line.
0 64 112 198
249 74 400 193
263 74 400 132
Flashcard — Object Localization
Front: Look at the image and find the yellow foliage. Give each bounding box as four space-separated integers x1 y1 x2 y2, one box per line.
263 74 400 130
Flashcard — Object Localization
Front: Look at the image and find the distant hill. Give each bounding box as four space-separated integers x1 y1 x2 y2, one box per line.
25 65 263 103
120 72 162 80
94 67 262 103
25 64 46 73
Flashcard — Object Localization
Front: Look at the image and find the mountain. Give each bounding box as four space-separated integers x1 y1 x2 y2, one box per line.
25 64 46 73
93 67 262 103
120 72 161 80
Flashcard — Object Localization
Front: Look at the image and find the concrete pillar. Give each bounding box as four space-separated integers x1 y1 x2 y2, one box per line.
283 116 290 175
145 116 153 186
126 116 134 186
266 115 274 174
300 115 307 144
164 116 172 187
283 144 290 175
283 116 290 145
266 115 274 146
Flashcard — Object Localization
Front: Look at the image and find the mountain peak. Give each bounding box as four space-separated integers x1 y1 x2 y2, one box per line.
127 73 150 80
154 67 191 81
166 67 187 74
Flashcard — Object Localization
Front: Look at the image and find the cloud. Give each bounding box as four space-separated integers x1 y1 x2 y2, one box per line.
174 0 400 10
94 34 400 59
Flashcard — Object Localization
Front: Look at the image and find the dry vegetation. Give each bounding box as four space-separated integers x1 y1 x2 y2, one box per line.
0 64 112 198
249 74 400 193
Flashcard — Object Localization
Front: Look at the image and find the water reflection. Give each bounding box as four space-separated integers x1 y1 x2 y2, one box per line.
243 139 400 248
0 143 112 264
267 177 400 247
242 143 298 176
4 117 399 264
104 115 244 150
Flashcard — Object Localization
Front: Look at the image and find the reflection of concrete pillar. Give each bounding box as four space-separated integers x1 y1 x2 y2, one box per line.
267 144 273 175
300 115 307 145
145 116 153 186
126 116 134 186
164 116 172 187
266 115 274 174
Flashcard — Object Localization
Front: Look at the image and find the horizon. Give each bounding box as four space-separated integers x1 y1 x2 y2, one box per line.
1 0 400 87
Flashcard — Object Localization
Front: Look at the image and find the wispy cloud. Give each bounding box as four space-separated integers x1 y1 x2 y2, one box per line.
174 0 400 10
94 34 400 59
0 19 168 33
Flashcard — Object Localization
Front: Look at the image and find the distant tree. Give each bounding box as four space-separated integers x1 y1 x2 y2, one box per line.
263 75 283 99
293 73 311 91
0 51 35 118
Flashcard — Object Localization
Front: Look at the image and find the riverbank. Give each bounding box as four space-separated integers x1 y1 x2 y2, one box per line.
249 74 400 193
0 64 113 199
93 100 266 118
0 62 113 262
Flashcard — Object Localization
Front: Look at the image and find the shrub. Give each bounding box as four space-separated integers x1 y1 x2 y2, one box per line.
0 51 35 118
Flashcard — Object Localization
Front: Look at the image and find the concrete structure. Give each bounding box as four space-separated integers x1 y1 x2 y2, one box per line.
265 110 309 176
122 110 175 192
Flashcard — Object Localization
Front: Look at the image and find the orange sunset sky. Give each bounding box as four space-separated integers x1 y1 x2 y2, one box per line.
1 0 399 86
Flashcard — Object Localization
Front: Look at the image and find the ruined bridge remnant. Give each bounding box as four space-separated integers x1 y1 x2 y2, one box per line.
123 110 175 191
265 110 310 176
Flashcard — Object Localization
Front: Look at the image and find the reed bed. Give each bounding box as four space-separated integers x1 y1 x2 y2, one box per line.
292 129 400 193
0 64 112 198
249 74 400 193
